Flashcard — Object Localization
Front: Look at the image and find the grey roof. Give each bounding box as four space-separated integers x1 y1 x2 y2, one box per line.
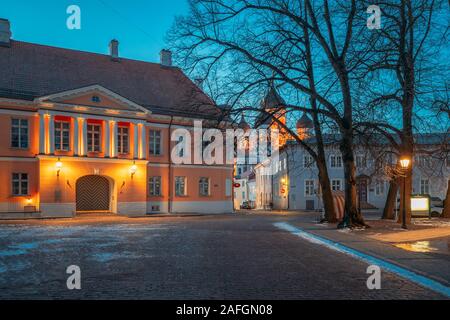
296 113 314 129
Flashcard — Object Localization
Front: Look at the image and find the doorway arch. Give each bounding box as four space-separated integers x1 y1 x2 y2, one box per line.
76 175 111 212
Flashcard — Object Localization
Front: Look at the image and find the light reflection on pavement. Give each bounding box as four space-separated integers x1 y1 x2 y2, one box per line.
394 238 449 254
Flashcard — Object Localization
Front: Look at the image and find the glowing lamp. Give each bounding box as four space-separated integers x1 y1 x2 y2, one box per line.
26 198 33 204
130 161 137 179
56 157 63 177
399 158 410 169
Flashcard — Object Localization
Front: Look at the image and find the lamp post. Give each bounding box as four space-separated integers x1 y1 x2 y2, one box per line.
399 157 410 229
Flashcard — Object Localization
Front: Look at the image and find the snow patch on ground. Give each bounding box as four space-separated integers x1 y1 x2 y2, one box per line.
91 251 153 263
412 218 450 228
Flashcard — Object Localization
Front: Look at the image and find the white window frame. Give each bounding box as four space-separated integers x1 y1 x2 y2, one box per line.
11 118 29 149
304 179 315 197
149 130 162 156
149 176 162 196
12 173 28 196
199 177 210 196
356 155 366 168
87 123 102 152
420 179 430 195
175 176 187 196
54 120 70 151
375 179 385 196
330 155 343 168
303 155 314 168
117 126 129 154
331 179 342 191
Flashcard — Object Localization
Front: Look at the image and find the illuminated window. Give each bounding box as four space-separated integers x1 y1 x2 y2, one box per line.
149 130 161 155
12 173 28 196
55 120 70 151
117 126 129 154
11 118 28 149
87 123 101 152
199 177 210 196
149 176 161 196
175 176 186 196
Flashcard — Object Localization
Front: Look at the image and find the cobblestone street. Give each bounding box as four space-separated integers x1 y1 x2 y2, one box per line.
0 213 447 299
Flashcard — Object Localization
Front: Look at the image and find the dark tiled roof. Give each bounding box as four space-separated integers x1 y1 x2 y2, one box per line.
260 83 285 110
296 113 314 129
238 114 250 130
255 83 286 127
0 40 221 119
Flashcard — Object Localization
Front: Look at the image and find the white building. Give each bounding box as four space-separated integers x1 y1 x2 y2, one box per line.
264 133 450 212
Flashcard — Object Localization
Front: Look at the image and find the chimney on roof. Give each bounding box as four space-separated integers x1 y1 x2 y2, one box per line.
109 39 119 61
0 18 12 47
160 49 172 67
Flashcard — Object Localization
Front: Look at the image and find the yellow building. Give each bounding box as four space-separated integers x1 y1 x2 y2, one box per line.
0 19 233 218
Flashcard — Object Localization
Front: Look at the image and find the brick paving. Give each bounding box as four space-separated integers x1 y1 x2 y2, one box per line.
0 214 447 299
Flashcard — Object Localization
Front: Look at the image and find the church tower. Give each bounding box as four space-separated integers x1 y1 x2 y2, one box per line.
256 81 288 146
296 113 314 140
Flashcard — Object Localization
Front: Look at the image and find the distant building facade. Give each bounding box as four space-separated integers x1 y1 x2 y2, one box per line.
267 135 450 212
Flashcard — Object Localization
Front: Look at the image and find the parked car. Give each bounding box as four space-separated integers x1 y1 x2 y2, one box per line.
240 201 252 210
430 197 443 217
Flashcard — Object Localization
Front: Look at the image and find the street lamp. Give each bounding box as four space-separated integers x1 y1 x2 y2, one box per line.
56 157 63 177
399 157 410 229
130 161 137 179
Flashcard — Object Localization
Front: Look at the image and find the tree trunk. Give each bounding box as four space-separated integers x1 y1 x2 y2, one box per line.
442 180 450 218
302 14 336 223
338 131 368 228
317 161 336 222
382 178 399 219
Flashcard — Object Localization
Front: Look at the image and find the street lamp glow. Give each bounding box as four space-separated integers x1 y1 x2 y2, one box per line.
56 157 63 177
130 161 137 179
399 158 410 169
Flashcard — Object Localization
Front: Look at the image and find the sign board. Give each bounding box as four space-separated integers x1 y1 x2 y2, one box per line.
411 195 431 217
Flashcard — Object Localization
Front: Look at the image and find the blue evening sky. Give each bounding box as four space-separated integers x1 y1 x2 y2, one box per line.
0 0 188 63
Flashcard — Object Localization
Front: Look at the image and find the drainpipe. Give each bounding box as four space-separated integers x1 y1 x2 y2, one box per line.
168 116 174 213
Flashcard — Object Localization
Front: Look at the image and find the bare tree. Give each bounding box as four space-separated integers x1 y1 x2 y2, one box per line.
356 0 449 223
168 0 382 227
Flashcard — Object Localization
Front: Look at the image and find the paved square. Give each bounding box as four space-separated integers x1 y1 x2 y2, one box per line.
0 214 447 299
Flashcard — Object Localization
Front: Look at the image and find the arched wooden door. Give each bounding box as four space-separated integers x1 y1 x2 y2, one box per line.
76 175 110 212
